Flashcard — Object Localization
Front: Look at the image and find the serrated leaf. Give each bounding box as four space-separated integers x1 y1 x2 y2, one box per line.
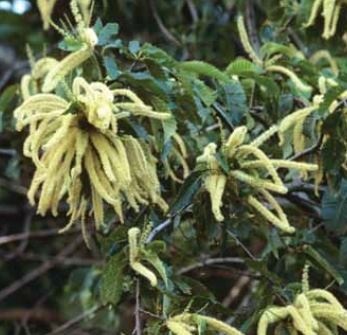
103 54 120 80
193 79 217 107
304 245 344 285
218 79 247 126
100 251 127 305
178 61 228 82
225 57 262 76
98 23 119 46
143 250 169 287
129 40 140 55
139 43 177 67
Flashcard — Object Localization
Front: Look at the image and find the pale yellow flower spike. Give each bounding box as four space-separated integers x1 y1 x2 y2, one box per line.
250 125 279 148
304 0 323 28
310 50 339 77
205 174 227 222
236 15 263 66
128 227 158 287
37 0 58 30
166 320 194 335
168 313 244 335
247 193 295 234
230 170 288 194
266 65 312 93
322 0 336 39
42 47 94 93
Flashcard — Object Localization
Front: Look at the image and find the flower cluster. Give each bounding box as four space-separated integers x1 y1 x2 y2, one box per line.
304 0 345 39
15 77 170 241
197 126 318 233
258 267 347 335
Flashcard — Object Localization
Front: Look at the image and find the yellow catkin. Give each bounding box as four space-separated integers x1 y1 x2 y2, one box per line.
322 0 336 39
304 0 323 27
317 321 335 335
20 74 33 100
205 174 227 222
250 125 279 148
242 159 318 172
128 228 158 287
115 102 172 120
307 290 344 310
84 147 119 206
266 65 312 93
237 145 283 187
90 132 117 182
293 117 306 154
166 320 193 335
310 50 339 76
37 0 58 30
295 294 319 332
247 194 295 233
327 3 341 38
278 106 317 145
224 126 248 157
230 170 288 194
42 47 93 92
198 315 244 335
236 15 262 66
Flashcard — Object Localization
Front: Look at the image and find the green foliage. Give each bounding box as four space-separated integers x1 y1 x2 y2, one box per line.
2 1 347 334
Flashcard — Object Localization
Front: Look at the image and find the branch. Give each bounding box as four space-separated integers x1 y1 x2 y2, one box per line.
148 0 182 47
0 227 80 246
132 279 142 335
146 218 171 243
0 308 62 323
289 134 323 161
44 305 103 335
0 236 84 303
177 257 244 275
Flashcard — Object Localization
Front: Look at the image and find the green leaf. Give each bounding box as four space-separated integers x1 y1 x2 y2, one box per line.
103 54 120 80
162 117 177 144
129 40 140 55
225 57 263 76
218 79 247 126
169 171 203 216
322 179 347 233
142 250 169 287
0 84 17 132
139 43 177 67
98 23 119 46
304 245 344 285
178 61 228 82
100 251 127 305
193 79 217 107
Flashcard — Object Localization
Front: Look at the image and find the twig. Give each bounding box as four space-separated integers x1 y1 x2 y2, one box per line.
227 230 260 261
0 177 27 195
146 218 171 243
177 257 244 275
0 308 62 323
245 0 260 52
185 0 198 24
222 275 251 307
13 253 102 266
4 208 34 261
0 236 84 303
44 305 103 335
0 227 80 246
148 0 182 47
289 134 323 161
133 279 142 335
